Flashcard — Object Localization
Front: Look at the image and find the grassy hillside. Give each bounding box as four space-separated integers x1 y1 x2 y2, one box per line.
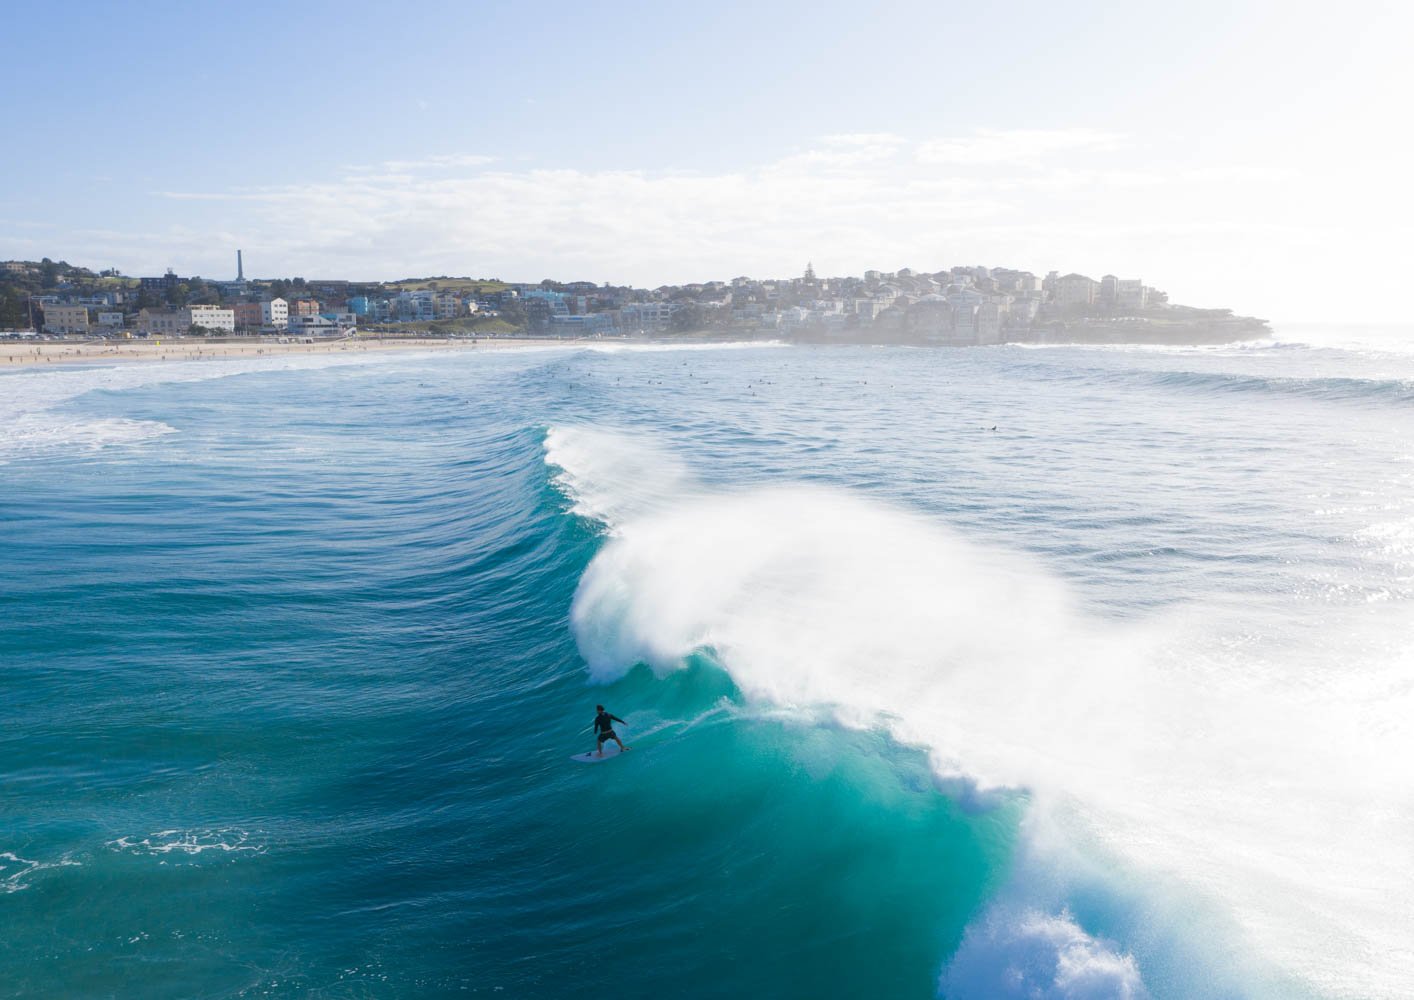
385 278 510 294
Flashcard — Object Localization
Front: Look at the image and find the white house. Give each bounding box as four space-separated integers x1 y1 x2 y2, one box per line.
261 297 289 329
186 305 235 333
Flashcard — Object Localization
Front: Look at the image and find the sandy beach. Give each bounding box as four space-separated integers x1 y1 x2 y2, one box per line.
0 336 569 368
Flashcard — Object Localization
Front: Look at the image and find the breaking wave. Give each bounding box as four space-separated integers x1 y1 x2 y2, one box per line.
548 423 1414 1000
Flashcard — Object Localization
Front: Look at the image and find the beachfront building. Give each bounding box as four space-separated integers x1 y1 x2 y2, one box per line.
232 302 263 330
550 313 617 337
136 306 234 335
138 308 187 335
320 311 358 328
288 315 351 336
42 304 90 334
186 305 235 333
291 299 320 319
97 311 124 329
262 297 289 329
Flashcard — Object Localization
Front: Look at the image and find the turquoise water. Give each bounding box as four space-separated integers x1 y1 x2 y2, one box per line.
3 338 1412 998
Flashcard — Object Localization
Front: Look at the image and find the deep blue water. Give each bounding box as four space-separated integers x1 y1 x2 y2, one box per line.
3 337 1412 999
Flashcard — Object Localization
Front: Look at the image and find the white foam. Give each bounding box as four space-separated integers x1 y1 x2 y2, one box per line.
942 907 1148 1000
0 851 81 893
107 828 267 857
552 426 1414 999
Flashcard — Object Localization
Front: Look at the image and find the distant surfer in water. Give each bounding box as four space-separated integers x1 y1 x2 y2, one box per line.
593 705 629 757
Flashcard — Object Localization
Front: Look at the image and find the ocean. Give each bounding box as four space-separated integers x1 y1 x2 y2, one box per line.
2 333 1411 999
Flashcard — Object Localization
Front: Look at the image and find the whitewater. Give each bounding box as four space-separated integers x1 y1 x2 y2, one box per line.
2 333 1411 998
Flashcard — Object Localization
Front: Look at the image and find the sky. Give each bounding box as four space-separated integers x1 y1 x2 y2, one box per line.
3 0 1412 322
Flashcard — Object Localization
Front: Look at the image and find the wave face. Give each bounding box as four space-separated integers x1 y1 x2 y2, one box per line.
3 340 1413 998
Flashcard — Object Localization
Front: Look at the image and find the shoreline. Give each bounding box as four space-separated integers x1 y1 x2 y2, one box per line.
0 336 581 369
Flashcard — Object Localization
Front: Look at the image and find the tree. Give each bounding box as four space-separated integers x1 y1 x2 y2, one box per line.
496 300 527 329
188 277 221 305
0 284 26 328
670 305 706 333
39 258 60 287
166 283 190 307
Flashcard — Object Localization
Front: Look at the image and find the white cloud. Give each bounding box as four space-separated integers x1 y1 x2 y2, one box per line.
149 132 1158 280
64 128 1402 320
917 128 1124 166
378 153 496 172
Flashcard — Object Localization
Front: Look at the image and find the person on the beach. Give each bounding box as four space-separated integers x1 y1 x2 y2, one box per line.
593 705 628 757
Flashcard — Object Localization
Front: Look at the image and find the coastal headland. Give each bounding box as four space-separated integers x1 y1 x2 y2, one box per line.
2 258 1270 351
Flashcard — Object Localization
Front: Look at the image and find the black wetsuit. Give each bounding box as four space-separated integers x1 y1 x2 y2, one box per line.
594 711 624 744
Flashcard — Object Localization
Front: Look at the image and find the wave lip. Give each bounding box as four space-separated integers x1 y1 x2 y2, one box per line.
544 424 695 528
1146 368 1414 405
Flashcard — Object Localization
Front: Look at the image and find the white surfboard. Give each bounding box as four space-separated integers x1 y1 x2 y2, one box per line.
571 744 630 764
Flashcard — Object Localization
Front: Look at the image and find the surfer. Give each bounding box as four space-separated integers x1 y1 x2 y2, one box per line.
593 705 629 757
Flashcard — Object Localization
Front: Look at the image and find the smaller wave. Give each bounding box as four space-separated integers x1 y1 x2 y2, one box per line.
107 828 267 858
1270 323 1414 356
1012 339 1283 356
1141 368 1414 405
0 851 81 893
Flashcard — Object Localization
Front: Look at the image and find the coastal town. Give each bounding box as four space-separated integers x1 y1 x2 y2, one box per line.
1 253 1270 349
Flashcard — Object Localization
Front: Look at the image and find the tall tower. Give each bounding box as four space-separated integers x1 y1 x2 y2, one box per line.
237 250 244 282
804 261 816 282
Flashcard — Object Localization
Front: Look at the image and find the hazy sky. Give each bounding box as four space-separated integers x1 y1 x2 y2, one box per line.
3 0 1411 321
